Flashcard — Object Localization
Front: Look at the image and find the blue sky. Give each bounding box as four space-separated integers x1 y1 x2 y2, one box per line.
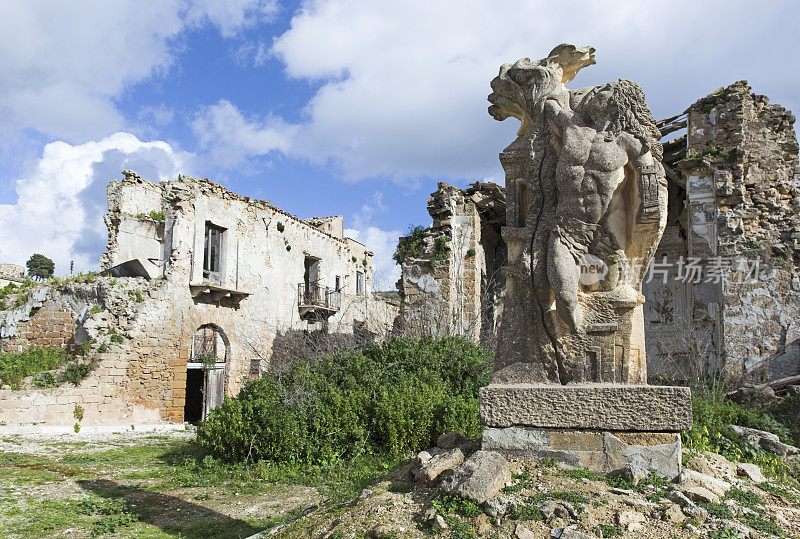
0 0 798 289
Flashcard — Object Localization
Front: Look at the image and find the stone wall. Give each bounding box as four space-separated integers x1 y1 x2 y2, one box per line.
395 182 505 346
1 299 77 353
644 81 800 381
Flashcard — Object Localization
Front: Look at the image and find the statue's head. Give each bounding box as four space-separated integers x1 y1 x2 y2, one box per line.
488 44 595 137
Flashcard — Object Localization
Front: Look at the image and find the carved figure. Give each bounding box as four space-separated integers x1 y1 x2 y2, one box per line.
489 45 667 384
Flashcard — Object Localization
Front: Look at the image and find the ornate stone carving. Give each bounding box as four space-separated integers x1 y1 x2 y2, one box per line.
489 44 668 384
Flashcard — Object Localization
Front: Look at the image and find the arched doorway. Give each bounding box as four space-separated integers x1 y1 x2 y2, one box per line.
184 324 229 424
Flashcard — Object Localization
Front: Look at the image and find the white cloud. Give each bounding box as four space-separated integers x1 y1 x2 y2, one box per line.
0 0 278 142
269 0 800 182
191 99 298 167
0 133 190 275
186 0 278 38
345 226 401 291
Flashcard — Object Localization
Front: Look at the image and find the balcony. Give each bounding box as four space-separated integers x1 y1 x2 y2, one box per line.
298 282 341 320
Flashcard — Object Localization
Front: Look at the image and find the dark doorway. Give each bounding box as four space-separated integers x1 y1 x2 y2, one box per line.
184 368 204 424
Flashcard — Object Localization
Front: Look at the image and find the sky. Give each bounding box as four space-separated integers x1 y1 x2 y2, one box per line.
0 0 798 290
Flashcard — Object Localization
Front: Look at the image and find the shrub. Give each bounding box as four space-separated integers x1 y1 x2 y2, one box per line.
33 372 57 388
135 210 165 221
684 389 795 478
0 346 71 389
393 225 429 264
276 221 285 232
198 336 490 464
65 361 92 386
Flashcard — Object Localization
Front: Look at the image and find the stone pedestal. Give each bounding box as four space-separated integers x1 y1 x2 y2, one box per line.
479 384 692 479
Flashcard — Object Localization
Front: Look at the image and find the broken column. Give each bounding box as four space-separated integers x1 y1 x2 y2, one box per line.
481 44 691 478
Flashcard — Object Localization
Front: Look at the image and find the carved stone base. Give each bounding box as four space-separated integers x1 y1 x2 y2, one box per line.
478 383 692 479
481 426 682 479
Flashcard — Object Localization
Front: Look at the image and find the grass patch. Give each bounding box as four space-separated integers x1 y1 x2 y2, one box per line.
0 346 71 389
599 524 623 537
699 501 734 519
432 493 481 518
759 481 798 502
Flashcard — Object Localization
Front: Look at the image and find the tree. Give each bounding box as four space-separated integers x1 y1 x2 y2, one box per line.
26 254 54 280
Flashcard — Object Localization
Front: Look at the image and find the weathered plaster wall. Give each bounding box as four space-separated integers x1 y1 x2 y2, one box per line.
395 182 505 346
645 82 800 381
0 173 397 426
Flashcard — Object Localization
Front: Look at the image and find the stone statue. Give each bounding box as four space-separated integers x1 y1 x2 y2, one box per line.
489 45 668 384
480 47 691 477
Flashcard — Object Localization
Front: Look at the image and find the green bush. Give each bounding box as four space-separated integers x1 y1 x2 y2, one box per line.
393 225 429 264
0 346 71 389
65 361 92 386
198 337 490 464
33 371 57 388
684 389 796 478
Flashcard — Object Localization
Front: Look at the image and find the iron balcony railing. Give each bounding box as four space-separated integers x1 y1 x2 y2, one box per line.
298 282 341 312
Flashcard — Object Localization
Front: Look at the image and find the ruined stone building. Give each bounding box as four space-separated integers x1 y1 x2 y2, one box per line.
0 172 397 427
643 81 800 381
396 82 800 382
394 182 506 345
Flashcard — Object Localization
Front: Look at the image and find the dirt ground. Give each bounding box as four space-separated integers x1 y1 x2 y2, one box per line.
0 429 321 538
1 431 798 538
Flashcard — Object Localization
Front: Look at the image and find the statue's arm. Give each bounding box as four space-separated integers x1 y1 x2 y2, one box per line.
542 98 574 129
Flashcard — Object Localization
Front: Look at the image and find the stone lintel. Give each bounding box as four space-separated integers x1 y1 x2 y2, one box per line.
479 383 692 431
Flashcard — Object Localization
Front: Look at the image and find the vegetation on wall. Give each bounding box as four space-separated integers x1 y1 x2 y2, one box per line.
393 225 429 264
0 346 72 389
197 336 491 464
134 210 165 222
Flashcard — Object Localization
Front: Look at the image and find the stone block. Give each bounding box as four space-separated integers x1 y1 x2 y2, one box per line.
439 450 510 503
482 426 682 479
479 384 692 431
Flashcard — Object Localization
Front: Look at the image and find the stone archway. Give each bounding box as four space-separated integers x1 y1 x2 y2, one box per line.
184 324 229 423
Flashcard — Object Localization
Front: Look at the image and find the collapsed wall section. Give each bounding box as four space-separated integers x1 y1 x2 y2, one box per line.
644 81 800 381
395 182 506 346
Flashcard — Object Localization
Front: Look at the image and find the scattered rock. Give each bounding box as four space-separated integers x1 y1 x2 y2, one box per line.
721 519 752 538
421 507 437 522
410 448 440 476
679 469 732 497
540 499 577 521
623 497 655 511
680 485 720 504
736 462 766 483
368 524 394 537
606 463 647 485
476 514 493 535
551 525 594 539
730 424 800 456
616 509 646 532
515 523 536 539
414 447 464 483
665 489 695 509
728 385 778 406
439 450 511 504
608 487 634 496
483 495 511 518
436 432 465 449
434 514 448 530
687 452 737 482
659 503 686 524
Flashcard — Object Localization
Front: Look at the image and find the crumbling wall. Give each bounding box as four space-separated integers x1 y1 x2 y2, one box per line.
395 182 505 346
2 171 396 427
645 81 800 381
